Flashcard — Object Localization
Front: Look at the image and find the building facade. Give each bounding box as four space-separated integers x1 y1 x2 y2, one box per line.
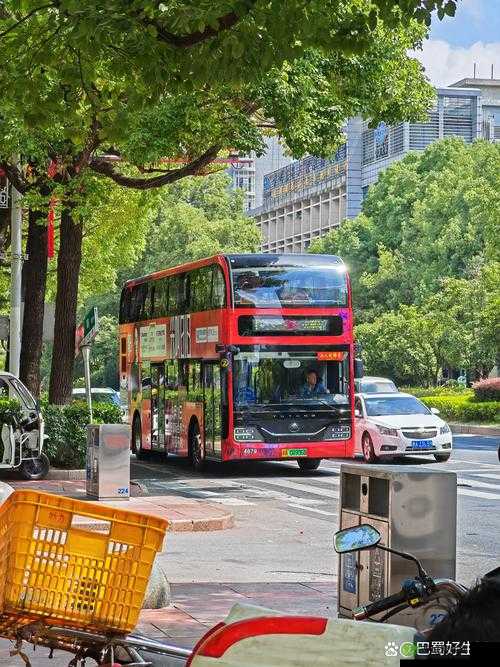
250 82 498 254
227 136 292 211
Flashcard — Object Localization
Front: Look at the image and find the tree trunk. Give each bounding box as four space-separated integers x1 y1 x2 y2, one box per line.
20 209 48 397
49 206 82 404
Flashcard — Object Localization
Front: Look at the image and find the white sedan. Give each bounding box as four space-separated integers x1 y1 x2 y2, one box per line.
354 392 452 463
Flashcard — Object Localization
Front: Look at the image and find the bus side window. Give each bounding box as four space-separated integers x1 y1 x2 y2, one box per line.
170 274 188 315
192 267 212 312
212 266 226 308
119 288 131 324
187 360 202 401
154 278 168 319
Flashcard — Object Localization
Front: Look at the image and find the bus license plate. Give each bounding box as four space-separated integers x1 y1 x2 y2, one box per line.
281 448 308 457
411 439 433 450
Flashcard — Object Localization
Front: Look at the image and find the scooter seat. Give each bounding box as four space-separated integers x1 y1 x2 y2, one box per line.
188 603 416 666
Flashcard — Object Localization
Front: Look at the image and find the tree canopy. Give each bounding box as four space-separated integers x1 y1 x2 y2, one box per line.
311 138 500 381
0 1 450 192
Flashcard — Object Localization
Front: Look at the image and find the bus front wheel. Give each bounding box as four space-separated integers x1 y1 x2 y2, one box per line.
297 458 321 472
132 415 151 461
189 421 205 472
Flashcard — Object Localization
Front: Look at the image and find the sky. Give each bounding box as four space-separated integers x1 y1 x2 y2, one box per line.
413 0 500 87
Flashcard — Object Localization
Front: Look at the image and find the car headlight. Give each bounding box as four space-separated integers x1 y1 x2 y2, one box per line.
377 425 399 437
440 424 451 435
234 427 263 442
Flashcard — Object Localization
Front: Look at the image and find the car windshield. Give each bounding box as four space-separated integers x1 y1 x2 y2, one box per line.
232 266 348 308
364 396 430 417
93 392 120 405
233 349 350 410
74 391 120 405
362 381 397 393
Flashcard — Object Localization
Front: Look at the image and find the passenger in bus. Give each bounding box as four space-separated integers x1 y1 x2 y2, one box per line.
235 272 280 306
278 286 310 304
237 386 256 404
299 368 328 397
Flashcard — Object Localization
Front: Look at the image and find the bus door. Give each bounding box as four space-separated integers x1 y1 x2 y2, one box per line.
165 359 184 454
150 362 165 450
203 362 222 457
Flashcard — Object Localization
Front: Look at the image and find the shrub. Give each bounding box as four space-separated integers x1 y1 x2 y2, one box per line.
401 386 471 398
420 395 500 423
472 378 500 402
43 401 123 469
0 398 23 425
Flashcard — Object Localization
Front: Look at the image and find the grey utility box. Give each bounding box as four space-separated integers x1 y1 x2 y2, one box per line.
338 464 457 626
86 424 131 500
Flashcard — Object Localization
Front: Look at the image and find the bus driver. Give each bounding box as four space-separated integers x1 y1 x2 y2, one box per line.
299 368 328 398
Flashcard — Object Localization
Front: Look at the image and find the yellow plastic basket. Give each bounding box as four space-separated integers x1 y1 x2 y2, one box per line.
0 490 167 636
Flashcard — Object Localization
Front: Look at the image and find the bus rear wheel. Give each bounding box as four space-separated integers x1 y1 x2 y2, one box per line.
132 415 151 461
297 458 321 472
189 421 205 472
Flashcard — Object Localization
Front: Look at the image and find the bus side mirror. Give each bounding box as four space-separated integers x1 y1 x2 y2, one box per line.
354 358 364 379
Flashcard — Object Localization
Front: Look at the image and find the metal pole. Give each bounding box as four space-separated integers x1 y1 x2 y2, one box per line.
9 159 22 377
81 345 93 422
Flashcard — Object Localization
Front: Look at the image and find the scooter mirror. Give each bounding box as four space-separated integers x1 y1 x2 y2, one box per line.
334 524 381 554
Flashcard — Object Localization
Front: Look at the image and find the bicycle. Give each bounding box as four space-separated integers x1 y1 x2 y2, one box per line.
0 489 191 666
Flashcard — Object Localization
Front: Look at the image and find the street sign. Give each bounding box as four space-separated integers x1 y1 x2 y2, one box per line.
77 307 99 422
81 306 99 346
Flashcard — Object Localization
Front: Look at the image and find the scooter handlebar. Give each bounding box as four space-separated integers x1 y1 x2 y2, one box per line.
353 589 409 620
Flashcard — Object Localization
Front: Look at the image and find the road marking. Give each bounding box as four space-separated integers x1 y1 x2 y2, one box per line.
474 473 500 480
457 478 500 491
211 498 255 506
257 477 339 499
458 488 500 501
287 503 337 516
447 467 499 473
452 460 500 467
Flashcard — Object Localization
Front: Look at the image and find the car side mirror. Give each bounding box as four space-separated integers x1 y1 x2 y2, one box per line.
430 407 440 415
354 408 361 418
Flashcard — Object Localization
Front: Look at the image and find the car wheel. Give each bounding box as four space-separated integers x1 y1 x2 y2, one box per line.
132 415 151 461
189 421 205 472
434 453 451 462
297 458 321 472
362 433 378 463
19 453 50 480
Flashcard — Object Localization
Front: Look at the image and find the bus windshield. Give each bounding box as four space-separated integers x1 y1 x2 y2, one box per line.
232 266 348 308
233 349 350 410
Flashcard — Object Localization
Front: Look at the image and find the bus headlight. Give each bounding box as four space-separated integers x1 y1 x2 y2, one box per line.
234 427 263 442
325 425 351 440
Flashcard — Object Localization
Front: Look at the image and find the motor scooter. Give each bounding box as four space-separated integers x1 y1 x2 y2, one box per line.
0 413 49 480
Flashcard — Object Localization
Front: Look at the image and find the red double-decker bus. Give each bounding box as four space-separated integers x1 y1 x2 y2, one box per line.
119 254 355 471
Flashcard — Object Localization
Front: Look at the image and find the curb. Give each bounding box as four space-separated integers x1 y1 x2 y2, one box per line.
73 511 234 533
450 423 500 437
46 468 86 480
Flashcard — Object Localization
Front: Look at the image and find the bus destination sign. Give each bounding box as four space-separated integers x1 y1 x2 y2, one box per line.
238 315 342 336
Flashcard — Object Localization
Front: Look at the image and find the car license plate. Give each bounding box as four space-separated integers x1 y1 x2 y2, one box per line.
281 448 308 457
411 439 433 450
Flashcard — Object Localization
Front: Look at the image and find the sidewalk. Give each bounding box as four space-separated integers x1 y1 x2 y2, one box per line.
5 478 234 532
0 581 337 665
450 422 500 436
136 581 337 647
